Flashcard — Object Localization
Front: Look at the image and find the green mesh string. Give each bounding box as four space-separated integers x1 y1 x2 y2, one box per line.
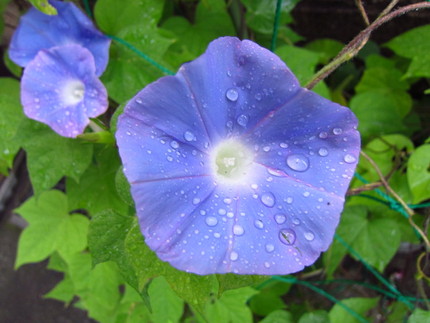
270 0 283 51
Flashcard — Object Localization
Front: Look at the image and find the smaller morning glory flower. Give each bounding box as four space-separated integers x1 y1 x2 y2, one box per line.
9 0 110 76
21 44 108 138
116 37 360 275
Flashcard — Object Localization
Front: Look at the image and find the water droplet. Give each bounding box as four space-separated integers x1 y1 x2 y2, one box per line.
237 114 248 127
286 154 309 172
333 127 342 135
230 251 238 261
303 191 310 197
304 231 315 241
292 218 300 225
226 88 239 102
264 262 271 268
261 192 276 208
263 146 271 152
319 131 328 139
205 217 218 226
344 154 356 163
265 244 275 253
223 198 232 205
184 131 195 142
34 98 40 103
255 93 262 101
254 219 264 229
218 208 226 215
279 229 296 245
285 197 293 204
318 147 328 157
274 214 286 224
135 98 143 104
170 141 179 149
192 197 201 205
280 142 288 148
233 224 244 236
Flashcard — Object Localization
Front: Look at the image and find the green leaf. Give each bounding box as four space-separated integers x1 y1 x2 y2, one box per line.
350 92 409 141
324 205 401 274
0 78 24 174
407 144 430 203
217 274 267 296
408 308 430 323
249 280 290 316
385 25 430 78
88 210 138 288
329 297 378 323
260 310 294 323
44 274 75 304
241 0 299 34
115 166 134 206
276 45 330 98
15 190 89 268
149 277 184 323
124 224 218 312
204 287 258 323
66 146 129 216
95 0 173 103
162 0 235 68
28 0 57 15
298 310 330 323
305 39 343 64
3 51 22 78
15 119 93 195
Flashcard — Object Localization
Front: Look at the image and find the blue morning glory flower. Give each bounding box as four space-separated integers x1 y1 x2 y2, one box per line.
21 44 108 138
9 0 110 76
116 37 361 275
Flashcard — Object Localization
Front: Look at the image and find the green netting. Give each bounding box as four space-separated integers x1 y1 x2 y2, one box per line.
81 0 430 321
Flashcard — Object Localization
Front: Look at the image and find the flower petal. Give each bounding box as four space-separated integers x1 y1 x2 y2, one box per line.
116 37 360 275
21 44 108 138
9 0 110 76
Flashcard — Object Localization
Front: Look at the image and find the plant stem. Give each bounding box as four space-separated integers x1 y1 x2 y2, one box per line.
355 0 370 26
305 1 430 90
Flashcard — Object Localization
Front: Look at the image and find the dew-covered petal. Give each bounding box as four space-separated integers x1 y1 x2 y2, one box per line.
245 89 360 197
177 37 300 143
9 0 110 76
21 44 108 138
120 75 212 152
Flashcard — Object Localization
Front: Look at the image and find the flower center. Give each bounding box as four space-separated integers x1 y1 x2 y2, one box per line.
62 80 85 105
212 139 253 184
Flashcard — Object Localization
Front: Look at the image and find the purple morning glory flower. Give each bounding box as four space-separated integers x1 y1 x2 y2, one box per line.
9 0 110 76
21 44 108 138
116 37 360 275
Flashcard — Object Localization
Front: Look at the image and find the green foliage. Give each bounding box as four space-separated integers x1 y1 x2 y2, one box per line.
0 78 24 174
408 308 430 323
385 25 430 79
407 144 430 204
15 190 89 268
329 297 379 323
203 287 258 323
28 0 57 15
95 0 173 103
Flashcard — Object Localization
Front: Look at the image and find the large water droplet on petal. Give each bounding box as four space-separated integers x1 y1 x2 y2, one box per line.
261 192 276 207
318 147 328 157
279 229 296 245
230 251 238 261
233 224 244 236
319 131 328 139
333 127 342 135
265 244 275 253
286 154 309 172
226 88 239 102
205 217 218 227
274 214 286 224
170 141 179 149
254 219 264 229
344 154 357 164
184 131 196 142
237 114 248 127
304 231 315 241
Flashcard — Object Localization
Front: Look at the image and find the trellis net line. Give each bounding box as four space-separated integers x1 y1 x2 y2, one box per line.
79 0 430 320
